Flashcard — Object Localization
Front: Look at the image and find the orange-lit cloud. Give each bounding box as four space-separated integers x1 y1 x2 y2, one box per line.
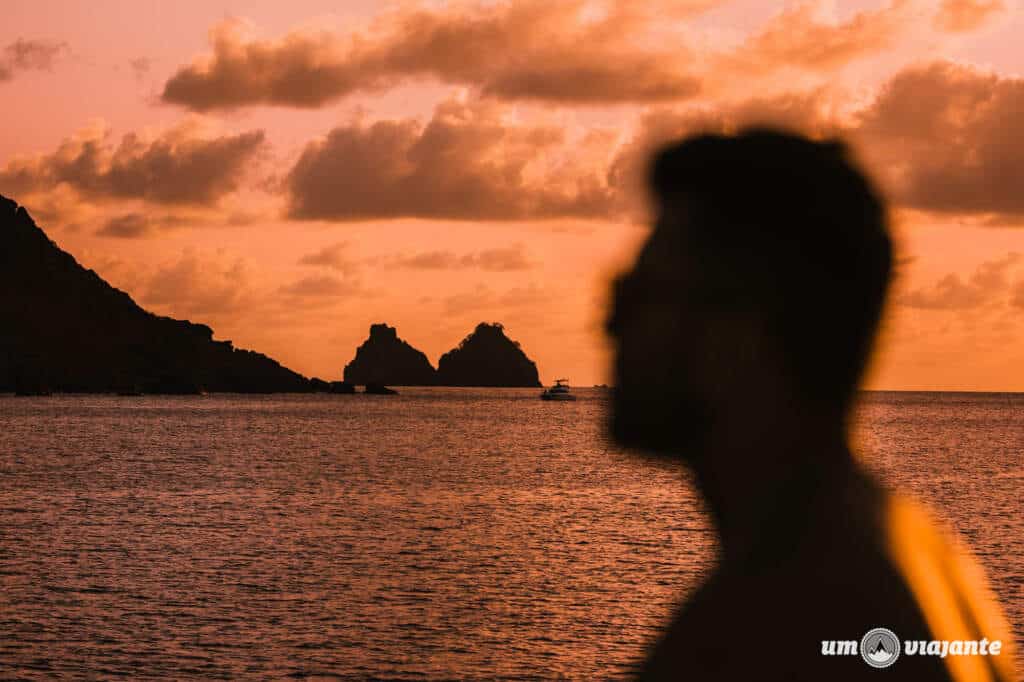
1013 280 1024 309
898 253 1020 309
161 0 950 112
853 60 1024 221
140 249 254 318
286 98 615 221
278 274 365 299
932 0 1006 32
0 121 265 205
394 244 534 271
297 242 357 272
128 57 153 81
606 90 838 216
0 38 67 82
161 3 714 110
607 59 1024 224
161 7 701 110
442 282 548 316
718 0 913 74
97 213 174 239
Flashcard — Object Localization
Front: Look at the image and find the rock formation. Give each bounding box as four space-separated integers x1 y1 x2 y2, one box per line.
0 194 313 393
436 323 541 387
342 324 437 386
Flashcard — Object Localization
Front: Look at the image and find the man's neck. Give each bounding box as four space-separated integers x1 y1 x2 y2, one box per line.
692 416 859 565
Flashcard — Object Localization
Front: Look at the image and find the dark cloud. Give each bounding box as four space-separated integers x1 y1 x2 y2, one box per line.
932 0 1005 32
97 213 157 239
898 253 1020 309
0 123 265 205
161 3 710 110
853 61 1024 220
95 212 190 239
285 99 615 221
161 0 929 111
610 60 1024 223
0 38 67 81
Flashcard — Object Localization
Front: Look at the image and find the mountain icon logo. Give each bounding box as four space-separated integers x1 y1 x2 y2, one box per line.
861 628 901 668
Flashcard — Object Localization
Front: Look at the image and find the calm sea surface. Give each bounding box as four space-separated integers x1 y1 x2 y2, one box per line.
0 389 1021 679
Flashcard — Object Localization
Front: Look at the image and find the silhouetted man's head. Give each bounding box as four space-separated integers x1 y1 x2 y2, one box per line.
608 129 892 458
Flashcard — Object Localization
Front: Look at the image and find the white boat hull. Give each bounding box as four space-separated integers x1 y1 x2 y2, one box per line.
540 392 576 401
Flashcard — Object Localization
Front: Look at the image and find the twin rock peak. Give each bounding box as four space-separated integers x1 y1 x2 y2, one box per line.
343 322 541 388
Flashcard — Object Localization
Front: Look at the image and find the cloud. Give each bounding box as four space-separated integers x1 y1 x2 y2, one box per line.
161 19 379 110
608 59 1024 223
278 274 363 298
465 244 534 271
606 90 839 216
442 282 548 316
1014 280 1024 309
95 212 196 239
718 0 913 75
285 98 615 221
140 249 253 318
0 119 265 205
162 0 934 111
129 57 153 81
395 244 534 271
97 213 160 239
932 0 1005 32
160 3 712 110
898 253 1020 309
0 38 68 82
852 60 1024 220
297 242 358 273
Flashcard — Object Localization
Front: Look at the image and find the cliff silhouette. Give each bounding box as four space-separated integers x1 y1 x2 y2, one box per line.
437 323 541 387
0 194 313 393
343 324 437 386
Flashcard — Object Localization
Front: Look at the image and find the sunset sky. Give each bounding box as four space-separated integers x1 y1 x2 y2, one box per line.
2 0 1023 390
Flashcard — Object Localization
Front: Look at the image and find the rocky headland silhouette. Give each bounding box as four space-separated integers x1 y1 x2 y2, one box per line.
0 194 312 394
2 194 544 393
437 323 541 387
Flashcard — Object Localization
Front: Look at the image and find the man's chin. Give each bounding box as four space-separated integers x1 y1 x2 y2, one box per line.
610 390 711 460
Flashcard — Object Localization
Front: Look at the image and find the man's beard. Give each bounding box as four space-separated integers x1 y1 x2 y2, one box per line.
609 382 716 464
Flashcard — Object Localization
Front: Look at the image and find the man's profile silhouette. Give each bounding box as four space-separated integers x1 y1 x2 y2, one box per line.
607 130 1016 681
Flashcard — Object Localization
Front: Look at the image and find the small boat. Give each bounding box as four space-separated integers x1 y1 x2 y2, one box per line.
540 378 576 401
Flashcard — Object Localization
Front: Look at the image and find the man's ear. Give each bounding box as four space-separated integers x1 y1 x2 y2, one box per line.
703 311 780 402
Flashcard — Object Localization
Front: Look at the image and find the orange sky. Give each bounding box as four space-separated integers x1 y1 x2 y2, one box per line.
2 0 1023 390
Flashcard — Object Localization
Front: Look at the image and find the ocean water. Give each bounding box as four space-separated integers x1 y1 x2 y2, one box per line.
0 389 1020 679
